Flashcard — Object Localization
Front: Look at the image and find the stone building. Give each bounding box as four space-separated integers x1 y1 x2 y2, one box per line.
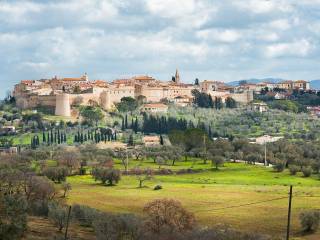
13 71 253 117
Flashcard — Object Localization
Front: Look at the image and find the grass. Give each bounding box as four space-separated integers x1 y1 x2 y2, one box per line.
66 163 320 239
25 216 95 240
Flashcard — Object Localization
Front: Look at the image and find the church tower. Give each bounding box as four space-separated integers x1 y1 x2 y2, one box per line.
175 69 180 84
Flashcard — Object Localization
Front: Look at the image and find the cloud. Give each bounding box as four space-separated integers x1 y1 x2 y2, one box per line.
265 39 312 58
197 29 241 43
233 0 293 14
1 0 320 97
269 19 291 30
145 0 216 29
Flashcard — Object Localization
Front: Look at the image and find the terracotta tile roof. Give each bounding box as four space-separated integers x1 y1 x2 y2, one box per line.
295 80 308 83
132 75 155 81
279 80 293 84
62 78 86 82
142 103 168 108
21 80 34 85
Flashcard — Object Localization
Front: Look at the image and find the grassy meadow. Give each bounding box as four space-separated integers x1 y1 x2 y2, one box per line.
66 162 320 239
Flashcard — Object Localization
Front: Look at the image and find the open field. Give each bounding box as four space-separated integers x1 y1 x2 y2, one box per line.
24 216 95 240
66 163 320 239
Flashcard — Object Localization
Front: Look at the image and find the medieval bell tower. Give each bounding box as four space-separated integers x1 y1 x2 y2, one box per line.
175 69 180 84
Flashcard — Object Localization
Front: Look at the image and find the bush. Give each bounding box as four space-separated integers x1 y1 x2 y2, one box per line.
155 168 173 175
28 200 49 217
302 167 312 177
272 160 286 172
154 185 162 191
299 210 320 232
289 165 300 175
71 204 99 227
43 167 69 183
143 198 195 234
0 194 28 240
92 167 121 185
93 212 142 240
48 202 68 231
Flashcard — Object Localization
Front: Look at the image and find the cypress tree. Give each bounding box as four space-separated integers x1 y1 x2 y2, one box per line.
134 117 138 133
121 117 125 131
160 135 164 145
47 132 50 145
125 114 128 129
128 134 134 146
80 133 83 143
50 129 54 144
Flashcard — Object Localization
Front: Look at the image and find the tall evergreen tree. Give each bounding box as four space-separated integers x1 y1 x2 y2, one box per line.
134 117 138 133
125 114 128 129
160 135 164 145
121 117 125 131
128 134 134 146
42 131 46 143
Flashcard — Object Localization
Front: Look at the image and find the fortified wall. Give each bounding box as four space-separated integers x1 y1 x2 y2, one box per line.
13 73 254 117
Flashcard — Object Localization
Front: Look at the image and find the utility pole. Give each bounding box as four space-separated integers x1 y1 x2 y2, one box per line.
64 206 72 240
264 141 267 166
203 134 207 164
286 185 293 240
126 148 128 174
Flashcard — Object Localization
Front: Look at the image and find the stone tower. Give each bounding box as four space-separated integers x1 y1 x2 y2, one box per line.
100 90 111 110
55 93 71 117
175 69 180 84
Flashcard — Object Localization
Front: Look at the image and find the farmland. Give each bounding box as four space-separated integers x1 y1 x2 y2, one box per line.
66 162 320 239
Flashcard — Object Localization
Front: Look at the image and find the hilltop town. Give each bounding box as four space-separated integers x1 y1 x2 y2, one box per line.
12 70 310 117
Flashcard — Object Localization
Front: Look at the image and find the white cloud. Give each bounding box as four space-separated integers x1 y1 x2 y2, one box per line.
265 39 312 58
197 29 241 43
269 19 291 30
233 0 293 14
145 0 216 28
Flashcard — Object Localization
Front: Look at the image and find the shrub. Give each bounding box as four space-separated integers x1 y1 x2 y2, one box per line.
48 202 68 231
43 167 69 183
311 161 320 174
62 182 72 198
0 194 28 240
154 185 162 191
71 204 99 227
211 156 225 170
92 167 121 185
302 167 312 177
28 200 49 217
272 160 286 172
155 168 173 175
289 165 300 175
299 210 320 232
143 198 195 234
93 213 142 240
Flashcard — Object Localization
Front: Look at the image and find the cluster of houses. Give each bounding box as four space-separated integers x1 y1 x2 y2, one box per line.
237 80 310 93
13 71 254 117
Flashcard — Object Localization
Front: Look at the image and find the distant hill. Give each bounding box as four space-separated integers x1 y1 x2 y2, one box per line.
310 80 320 90
227 78 320 90
227 78 285 86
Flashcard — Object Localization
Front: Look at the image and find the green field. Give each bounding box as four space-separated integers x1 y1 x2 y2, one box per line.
66 162 320 239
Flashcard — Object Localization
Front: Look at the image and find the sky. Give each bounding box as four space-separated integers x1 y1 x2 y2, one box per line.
1 0 320 97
